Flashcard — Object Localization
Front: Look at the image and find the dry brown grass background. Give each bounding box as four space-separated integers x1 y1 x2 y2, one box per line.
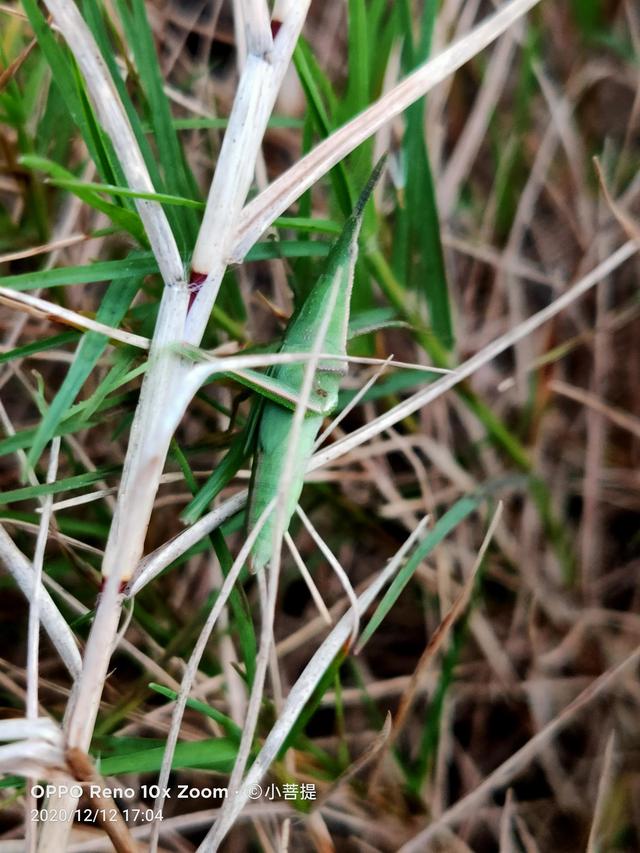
1 0 640 850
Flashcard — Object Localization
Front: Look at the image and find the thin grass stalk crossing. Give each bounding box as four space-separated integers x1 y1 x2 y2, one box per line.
25 438 60 853
196 518 431 850
231 0 544 260
128 238 638 599
147 499 277 853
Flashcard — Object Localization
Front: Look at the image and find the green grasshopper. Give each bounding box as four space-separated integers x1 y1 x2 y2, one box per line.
247 159 384 572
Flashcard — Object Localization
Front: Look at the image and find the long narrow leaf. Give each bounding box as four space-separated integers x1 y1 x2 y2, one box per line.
96 738 238 776
26 273 142 468
357 494 484 649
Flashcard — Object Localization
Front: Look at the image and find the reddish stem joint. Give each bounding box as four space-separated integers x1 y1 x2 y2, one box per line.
99 577 128 595
187 270 207 312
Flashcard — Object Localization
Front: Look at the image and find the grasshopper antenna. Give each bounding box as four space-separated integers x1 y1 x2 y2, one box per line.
354 154 387 218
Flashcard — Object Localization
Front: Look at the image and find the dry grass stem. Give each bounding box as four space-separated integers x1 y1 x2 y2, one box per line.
311 241 638 470
197 518 430 849
0 525 81 679
0 287 151 349
147 499 276 853
231 0 544 260
398 645 640 851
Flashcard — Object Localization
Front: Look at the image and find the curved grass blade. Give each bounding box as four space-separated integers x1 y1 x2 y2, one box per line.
148 683 242 742
394 0 453 349
21 155 145 243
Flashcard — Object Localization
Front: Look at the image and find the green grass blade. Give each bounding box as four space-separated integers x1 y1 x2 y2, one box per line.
114 0 199 246
275 216 341 235
46 177 204 209
0 466 118 505
26 273 142 468
96 738 237 776
78 350 142 425
0 332 80 365
21 155 146 243
357 494 484 650
343 0 369 120
148 683 242 742
0 242 331 294
293 40 355 217
367 0 397 96
0 255 159 292
395 0 454 350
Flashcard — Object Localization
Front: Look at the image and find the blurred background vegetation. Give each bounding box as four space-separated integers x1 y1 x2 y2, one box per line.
1 1 639 850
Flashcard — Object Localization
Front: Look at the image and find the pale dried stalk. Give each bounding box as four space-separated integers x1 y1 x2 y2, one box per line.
295 505 359 645
184 0 312 343
37 0 187 845
126 490 249 597
231 0 544 261
0 287 151 349
147 499 277 853
0 524 81 679
196 518 431 851
25 439 60 853
240 0 273 57
0 718 65 780
128 239 638 596
397 645 640 851
284 532 332 624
